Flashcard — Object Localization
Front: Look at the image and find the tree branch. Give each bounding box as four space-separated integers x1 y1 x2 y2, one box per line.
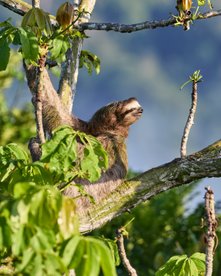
180 80 198 158
57 0 96 113
205 187 218 276
0 0 30 16
78 10 221 33
116 228 138 276
0 1 221 33
79 140 221 233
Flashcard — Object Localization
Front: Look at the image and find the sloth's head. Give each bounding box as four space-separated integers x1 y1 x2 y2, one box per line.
89 98 143 137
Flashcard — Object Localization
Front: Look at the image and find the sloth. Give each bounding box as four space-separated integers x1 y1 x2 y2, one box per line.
62 97 143 209
25 66 143 211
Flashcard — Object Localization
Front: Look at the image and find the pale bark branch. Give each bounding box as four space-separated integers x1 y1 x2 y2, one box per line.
58 38 83 113
0 0 30 16
205 187 218 276
57 0 96 113
180 81 198 158
79 140 221 233
35 64 46 144
78 10 221 33
116 228 138 276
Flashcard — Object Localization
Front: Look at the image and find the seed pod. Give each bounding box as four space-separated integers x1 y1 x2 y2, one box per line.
176 0 192 15
56 2 75 29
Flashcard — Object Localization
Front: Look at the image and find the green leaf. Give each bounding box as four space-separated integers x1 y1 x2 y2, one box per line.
0 144 29 186
190 253 206 272
28 187 62 228
70 238 86 269
18 27 39 62
59 197 79 239
50 35 65 59
91 238 117 276
0 37 10 71
101 238 121 266
30 227 56 251
12 224 33 255
0 19 13 28
81 147 101 182
79 133 108 182
80 50 101 75
190 252 205 262
76 240 100 276
0 217 12 248
12 181 37 198
44 252 66 275
61 236 81 267
41 126 77 173
156 255 186 276
156 253 206 276
0 143 29 163
15 248 35 273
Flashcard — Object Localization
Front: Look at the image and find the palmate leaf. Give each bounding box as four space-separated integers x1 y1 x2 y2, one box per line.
61 236 117 276
58 197 79 239
41 126 108 182
156 253 206 276
0 143 30 185
41 126 78 172
49 34 70 62
80 50 101 75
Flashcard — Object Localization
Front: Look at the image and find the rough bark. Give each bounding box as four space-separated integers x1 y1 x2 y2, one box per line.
78 140 221 232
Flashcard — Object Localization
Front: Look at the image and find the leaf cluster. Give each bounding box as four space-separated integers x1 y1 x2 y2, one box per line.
0 126 114 275
0 5 101 74
156 253 205 276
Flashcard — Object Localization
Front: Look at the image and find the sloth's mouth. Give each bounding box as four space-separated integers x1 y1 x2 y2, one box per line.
133 107 143 117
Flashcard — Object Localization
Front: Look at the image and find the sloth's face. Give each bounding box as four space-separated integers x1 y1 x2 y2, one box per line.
117 98 143 126
89 97 143 136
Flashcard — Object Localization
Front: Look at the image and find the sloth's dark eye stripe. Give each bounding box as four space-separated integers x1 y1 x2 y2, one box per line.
122 108 136 116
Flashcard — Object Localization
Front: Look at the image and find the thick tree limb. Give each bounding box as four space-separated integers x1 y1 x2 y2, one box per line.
79 140 221 233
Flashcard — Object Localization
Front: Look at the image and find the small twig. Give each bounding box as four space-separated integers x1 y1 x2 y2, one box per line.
180 81 198 157
180 70 202 158
116 227 138 276
30 0 45 144
204 187 218 276
34 54 47 144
